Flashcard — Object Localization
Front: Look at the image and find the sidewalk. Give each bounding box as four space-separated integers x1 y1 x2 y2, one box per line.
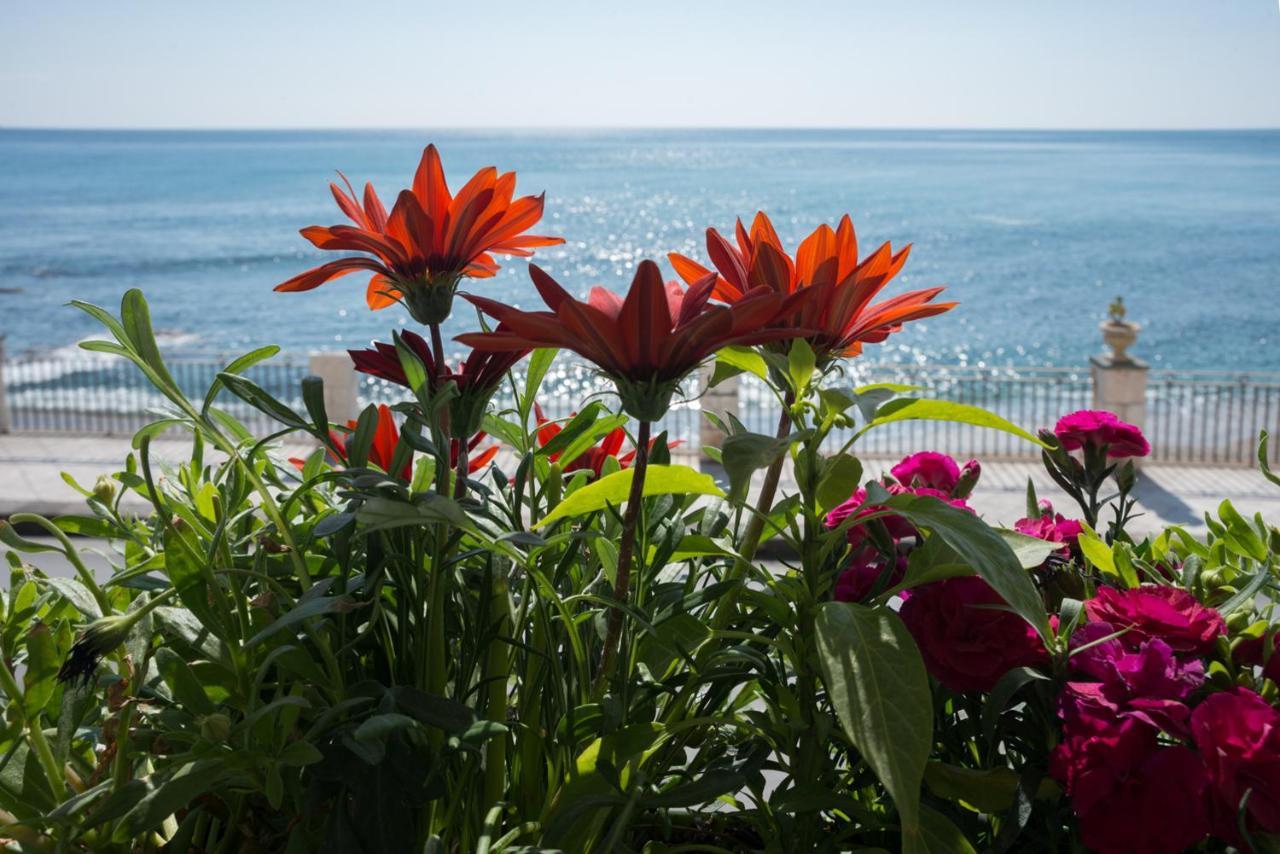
3 433 1278 535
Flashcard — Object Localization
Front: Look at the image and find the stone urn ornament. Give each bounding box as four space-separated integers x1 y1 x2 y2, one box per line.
1100 296 1139 363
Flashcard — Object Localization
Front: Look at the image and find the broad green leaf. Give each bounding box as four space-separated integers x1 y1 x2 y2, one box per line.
881 492 1051 639
217 372 310 431
1260 430 1280 488
120 289 181 394
246 595 357 648
114 759 232 841
519 348 559 425
917 804 978 854
817 453 863 513
1077 526 1133 587
858 398 1047 448
155 647 215 715
356 495 471 532
535 465 724 528
815 602 932 854
721 431 793 502
998 530 1060 569
716 345 769 382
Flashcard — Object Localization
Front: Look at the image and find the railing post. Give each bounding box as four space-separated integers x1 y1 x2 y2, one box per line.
1091 300 1148 464
0 335 10 434
698 363 738 465
308 351 360 427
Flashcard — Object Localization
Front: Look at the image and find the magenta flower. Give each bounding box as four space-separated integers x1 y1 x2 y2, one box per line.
1191 688 1280 838
1054 409 1150 458
1084 585 1226 656
1060 627 1205 737
1014 500 1084 557
899 576 1048 693
1050 719 1210 854
890 451 961 491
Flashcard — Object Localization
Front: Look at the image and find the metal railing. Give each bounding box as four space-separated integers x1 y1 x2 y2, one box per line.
1147 371 1280 466
2 353 308 436
2 350 1278 466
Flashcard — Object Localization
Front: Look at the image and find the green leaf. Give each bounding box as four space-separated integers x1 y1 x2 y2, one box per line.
882 492 1051 639
245 595 357 648
535 465 724 528
982 666 1051 750
120 289 181 394
217 372 310 431
787 338 817 394
858 398 1047 448
817 453 863 513
998 530 1061 569
721 432 793 502
716 345 769 382
815 602 932 854
917 804 978 854
519 348 559 425
156 647 215 715
114 759 232 841
1260 431 1280 488
203 345 280 414
356 495 471 532
1077 526 1134 587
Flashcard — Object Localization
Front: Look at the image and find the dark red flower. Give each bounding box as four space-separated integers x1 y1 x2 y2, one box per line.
1050 719 1209 854
1191 687 1280 837
1084 585 1226 656
296 404 412 481
275 144 563 323
458 260 811 420
1060 628 1204 737
668 212 954 364
349 328 528 436
899 576 1048 693
534 404 681 477
1054 409 1150 458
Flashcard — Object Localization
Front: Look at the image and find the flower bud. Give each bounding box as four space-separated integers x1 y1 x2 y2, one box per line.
952 459 981 499
1226 610 1253 633
199 713 231 743
92 475 117 505
1113 459 1137 493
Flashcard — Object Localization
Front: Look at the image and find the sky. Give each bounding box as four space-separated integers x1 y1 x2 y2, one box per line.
2 1 1279 129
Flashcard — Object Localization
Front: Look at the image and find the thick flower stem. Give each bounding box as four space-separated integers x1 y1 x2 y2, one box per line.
481 567 512 810
454 441 469 500
593 419 651 695
429 322 447 379
709 405 793 630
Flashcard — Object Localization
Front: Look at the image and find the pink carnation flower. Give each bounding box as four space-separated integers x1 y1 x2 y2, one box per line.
899 576 1047 693
1084 585 1226 656
890 452 961 491
1050 719 1210 854
1054 409 1150 458
824 483 972 547
1191 688 1280 838
833 548 908 603
1014 500 1084 557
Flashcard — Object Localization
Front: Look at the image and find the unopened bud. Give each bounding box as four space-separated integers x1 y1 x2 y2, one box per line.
199 713 231 743
92 475 117 504
952 459 981 499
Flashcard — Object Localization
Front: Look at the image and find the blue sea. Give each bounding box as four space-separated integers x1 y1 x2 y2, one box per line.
1 128 1277 369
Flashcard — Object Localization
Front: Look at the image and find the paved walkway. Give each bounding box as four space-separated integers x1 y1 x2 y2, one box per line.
3 434 1278 536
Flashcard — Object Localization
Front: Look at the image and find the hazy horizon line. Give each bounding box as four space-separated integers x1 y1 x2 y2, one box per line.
4 124 1279 134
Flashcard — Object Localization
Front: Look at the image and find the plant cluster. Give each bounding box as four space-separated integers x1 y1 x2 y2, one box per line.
0 145 1277 853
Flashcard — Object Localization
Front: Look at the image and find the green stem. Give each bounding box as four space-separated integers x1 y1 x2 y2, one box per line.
8 514 111 615
0 661 63 801
482 568 512 810
592 419 651 695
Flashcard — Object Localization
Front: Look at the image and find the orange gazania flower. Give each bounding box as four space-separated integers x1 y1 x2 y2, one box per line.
534 404 683 477
275 145 564 325
668 212 955 363
290 404 412 480
458 260 811 420
450 431 499 475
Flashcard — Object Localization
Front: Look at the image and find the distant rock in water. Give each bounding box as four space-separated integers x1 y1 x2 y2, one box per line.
0 287 22 294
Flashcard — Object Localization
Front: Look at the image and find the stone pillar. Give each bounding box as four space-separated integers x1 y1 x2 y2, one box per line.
308 351 360 426
1090 316 1148 463
0 335 10 434
698 364 739 461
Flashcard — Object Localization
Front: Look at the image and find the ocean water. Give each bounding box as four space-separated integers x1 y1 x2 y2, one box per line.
1 128 1277 370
